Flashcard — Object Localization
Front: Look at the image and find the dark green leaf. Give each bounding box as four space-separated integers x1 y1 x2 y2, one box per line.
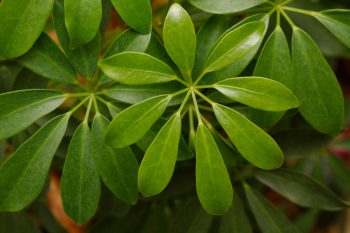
0 212 41 233
61 122 100 224
196 123 233 215
0 90 66 140
106 95 171 148
91 114 139 204
0 115 69 211
292 28 344 135
0 0 54 58
18 33 77 84
213 104 283 170
326 154 350 195
188 0 265 14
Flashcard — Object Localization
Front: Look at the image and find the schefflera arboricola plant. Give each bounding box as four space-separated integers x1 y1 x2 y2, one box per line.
99 3 299 215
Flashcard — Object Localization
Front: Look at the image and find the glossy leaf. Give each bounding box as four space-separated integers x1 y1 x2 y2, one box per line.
188 0 264 14
255 169 348 211
0 115 69 211
99 52 176 84
163 3 196 76
244 184 301 233
213 104 283 170
139 113 181 196
195 123 233 215
0 90 66 140
61 122 100 224
0 0 54 58
18 33 77 84
214 77 299 111
204 22 265 73
250 27 293 127
292 28 344 135
65 0 102 48
91 114 139 204
314 10 350 48
106 95 171 148
111 0 152 34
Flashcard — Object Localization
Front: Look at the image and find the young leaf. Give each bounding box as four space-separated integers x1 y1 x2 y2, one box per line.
255 169 348 211
163 3 196 77
188 0 264 14
64 0 102 48
244 184 301 233
250 27 294 127
196 123 233 215
106 95 171 148
314 10 350 48
204 22 265 73
138 113 181 197
0 0 54 58
214 77 299 111
0 115 69 211
99 52 176 84
18 33 77 84
111 0 152 34
91 114 139 204
292 28 344 135
61 122 101 224
0 90 66 140
213 104 283 170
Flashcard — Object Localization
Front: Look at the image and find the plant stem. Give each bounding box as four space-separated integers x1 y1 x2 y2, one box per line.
65 92 90 98
191 91 202 124
198 105 213 112
276 8 281 26
194 90 215 105
196 84 214 89
280 8 297 28
83 96 93 122
177 90 192 114
173 76 189 87
170 88 190 98
193 70 208 85
92 95 100 113
282 6 316 16
67 96 90 115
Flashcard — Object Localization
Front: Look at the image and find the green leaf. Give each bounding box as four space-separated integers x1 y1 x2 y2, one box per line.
106 95 171 148
61 122 101 224
0 114 69 211
65 0 102 48
111 0 152 34
195 123 233 215
139 113 181 197
163 3 196 77
314 10 350 48
104 29 151 58
213 104 283 170
204 21 265 73
17 33 77 84
99 52 176 85
250 27 293 127
326 154 350 195
255 169 348 211
292 28 344 135
214 77 299 111
91 114 139 204
244 184 301 233
0 212 41 233
0 0 54 58
0 90 66 140
188 0 264 14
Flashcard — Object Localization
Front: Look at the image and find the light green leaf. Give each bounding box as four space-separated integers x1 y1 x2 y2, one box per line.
250 27 293 127
61 122 100 224
213 104 283 170
163 3 196 77
0 90 66 140
314 10 350 48
139 113 181 197
0 115 69 211
18 33 77 84
111 0 152 34
214 77 299 111
65 0 102 48
99 52 176 84
204 21 265 73
255 169 348 211
188 0 265 14
0 0 54 58
244 184 301 233
106 95 171 148
292 28 344 135
91 114 139 204
196 123 233 215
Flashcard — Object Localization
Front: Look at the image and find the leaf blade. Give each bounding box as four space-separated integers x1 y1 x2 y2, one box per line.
188 0 264 14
